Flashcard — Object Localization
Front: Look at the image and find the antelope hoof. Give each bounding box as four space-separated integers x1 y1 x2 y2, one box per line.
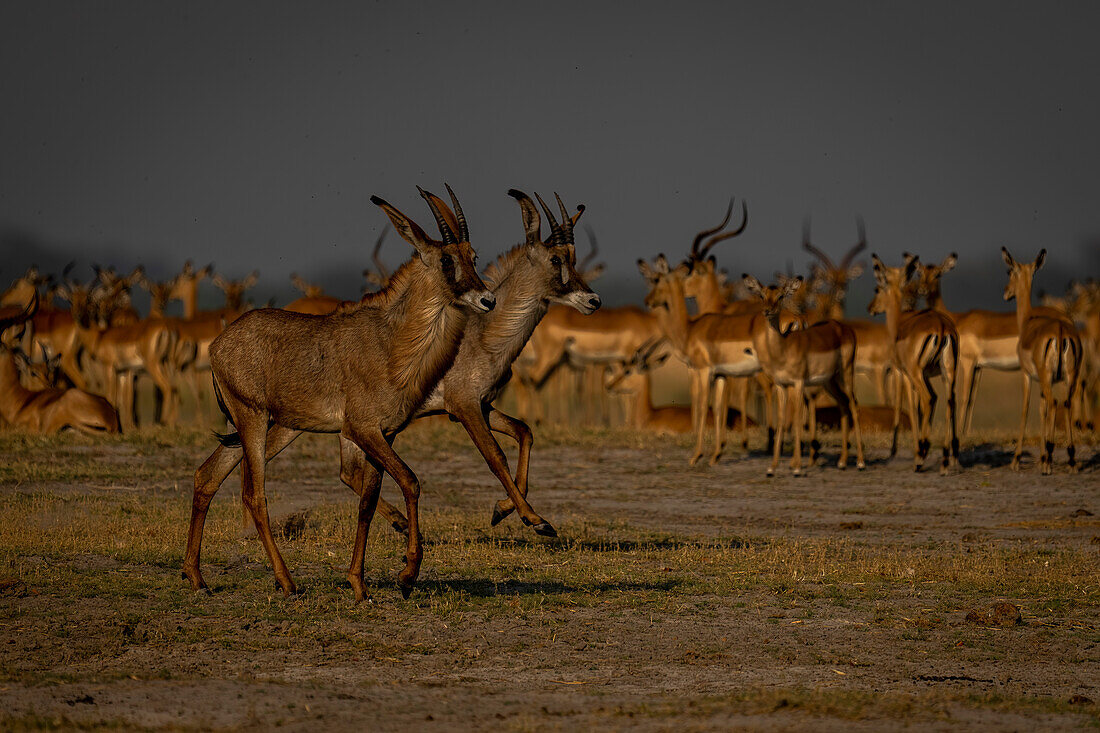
181 569 208 592
532 522 558 538
689 453 703 467
1010 458 1021 472
491 505 509 527
857 461 866 471
399 581 414 600
391 519 409 535
278 580 298 597
792 467 802 476
709 454 721 466
766 467 775 477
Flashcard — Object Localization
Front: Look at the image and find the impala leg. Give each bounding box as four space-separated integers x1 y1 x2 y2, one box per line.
761 375 776 455
823 378 850 469
487 409 534 526
964 367 982 436
339 435 407 534
346 426 424 598
806 392 819 466
769 385 786 476
1013 373 1031 472
689 368 709 466
457 405 555 537
890 368 904 459
790 381 804 475
182 424 301 591
1065 374 1078 474
942 348 960 473
710 376 729 465
738 376 751 450
904 374 921 469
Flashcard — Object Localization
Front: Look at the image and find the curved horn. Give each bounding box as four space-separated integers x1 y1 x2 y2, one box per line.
534 192 562 243
691 198 734 258
840 216 867 269
416 186 456 244
699 199 748 258
802 217 836 269
555 193 571 233
581 226 600 271
444 183 470 242
372 226 390 281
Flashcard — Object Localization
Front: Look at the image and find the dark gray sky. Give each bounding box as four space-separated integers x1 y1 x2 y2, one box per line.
2 1 1098 313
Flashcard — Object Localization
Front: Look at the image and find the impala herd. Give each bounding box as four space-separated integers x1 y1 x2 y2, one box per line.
1 187 1096 598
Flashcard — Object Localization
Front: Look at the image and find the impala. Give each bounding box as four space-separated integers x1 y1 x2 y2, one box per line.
0 293 120 434
1001 248 1082 474
182 185 496 601
869 254 960 474
742 275 865 475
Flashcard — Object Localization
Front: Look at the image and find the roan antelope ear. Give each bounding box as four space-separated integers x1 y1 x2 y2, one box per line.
371 195 433 253
1034 248 1046 270
507 189 542 245
569 203 585 229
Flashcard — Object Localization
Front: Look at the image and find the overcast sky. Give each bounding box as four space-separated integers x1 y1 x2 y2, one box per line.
2 1 1098 313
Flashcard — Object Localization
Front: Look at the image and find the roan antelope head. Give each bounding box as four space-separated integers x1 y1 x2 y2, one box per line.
508 189 601 314
372 184 495 313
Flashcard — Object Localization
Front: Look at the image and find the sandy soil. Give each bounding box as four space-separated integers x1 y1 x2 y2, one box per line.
0 426 1097 730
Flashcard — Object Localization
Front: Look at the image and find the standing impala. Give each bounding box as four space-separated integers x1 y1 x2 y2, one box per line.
342 189 601 535
182 186 496 601
869 254 960 474
1001 248 1082 474
742 275 865 475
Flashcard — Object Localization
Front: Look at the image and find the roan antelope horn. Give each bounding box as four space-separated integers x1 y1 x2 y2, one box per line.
691 198 734 258
417 186 457 244
444 183 470 242
534 192 562 243
699 199 748 258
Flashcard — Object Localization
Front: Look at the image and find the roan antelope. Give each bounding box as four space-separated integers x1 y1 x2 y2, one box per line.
869 254 960 474
344 189 601 535
1001 248 1082 474
182 185 496 601
742 275 865 475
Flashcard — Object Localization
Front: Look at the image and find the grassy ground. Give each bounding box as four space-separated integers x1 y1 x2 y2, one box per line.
0 422 1097 730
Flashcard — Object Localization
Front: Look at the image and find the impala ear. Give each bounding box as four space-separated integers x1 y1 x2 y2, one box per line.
941 253 958 273
1001 247 1015 268
243 271 259 288
1034 248 1046 270
371 195 434 253
871 254 887 285
637 259 655 281
847 262 865 279
781 276 803 299
654 254 669 275
741 273 764 297
904 256 919 281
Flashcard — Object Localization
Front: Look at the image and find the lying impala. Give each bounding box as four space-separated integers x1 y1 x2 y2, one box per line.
742 275 865 475
343 189 601 535
183 185 496 601
1001 248 1082 474
869 254 960 474
604 338 750 435
0 294 120 434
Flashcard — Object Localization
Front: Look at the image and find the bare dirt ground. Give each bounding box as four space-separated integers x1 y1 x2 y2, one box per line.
0 422 1097 730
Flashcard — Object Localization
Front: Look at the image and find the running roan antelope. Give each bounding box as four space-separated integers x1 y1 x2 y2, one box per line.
1001 247 1082 474
182 185 496 601
344 189 601 535
869 254 960 474
742 275 865 475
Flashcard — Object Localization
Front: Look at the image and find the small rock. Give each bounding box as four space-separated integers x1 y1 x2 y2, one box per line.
1070 508 1094 517
839 521 863 530
1068 694 1094 706
965 602 1022 626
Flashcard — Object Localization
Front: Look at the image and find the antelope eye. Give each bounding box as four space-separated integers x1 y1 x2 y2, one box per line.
550 256 562 266
441 254 454 269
